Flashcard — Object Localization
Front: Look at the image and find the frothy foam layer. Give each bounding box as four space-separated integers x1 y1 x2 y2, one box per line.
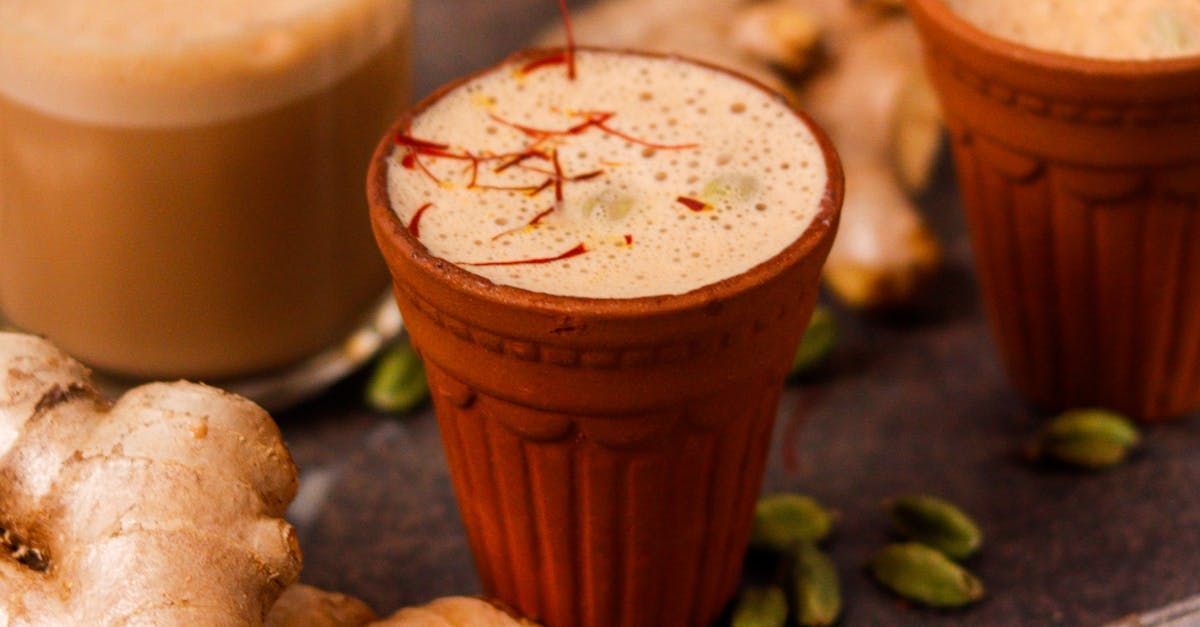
0 0 407 126
944 0 1200 59
386 50 828 299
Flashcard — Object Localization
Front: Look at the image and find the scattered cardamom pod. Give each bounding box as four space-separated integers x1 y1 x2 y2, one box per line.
790 306 836 377
869 542 984 608
793 542 841 627
885 495 982 560
365 338 429 413
731 586 788 627
1026 409 1140 470
751 493 835 551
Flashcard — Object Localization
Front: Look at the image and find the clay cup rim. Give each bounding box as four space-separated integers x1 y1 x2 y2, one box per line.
368 46 843 321
905 0 1200 79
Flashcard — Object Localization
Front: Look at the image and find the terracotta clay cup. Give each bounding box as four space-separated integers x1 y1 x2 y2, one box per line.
368 50 842 627
907 0 1200 420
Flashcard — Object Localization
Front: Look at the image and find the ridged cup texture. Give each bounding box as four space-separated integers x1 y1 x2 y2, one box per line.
908 0 1200 420
368 48 842 627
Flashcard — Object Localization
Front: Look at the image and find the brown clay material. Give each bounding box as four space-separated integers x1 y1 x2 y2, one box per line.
907 0 1200 421
368 48 842 627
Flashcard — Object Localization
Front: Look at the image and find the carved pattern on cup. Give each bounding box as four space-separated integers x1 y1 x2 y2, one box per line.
948 126 1200 418
930 49 1200 126
393 281 807 370
425 361 779 450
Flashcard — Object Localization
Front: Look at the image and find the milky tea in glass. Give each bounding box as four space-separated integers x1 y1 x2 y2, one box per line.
0 0 410 382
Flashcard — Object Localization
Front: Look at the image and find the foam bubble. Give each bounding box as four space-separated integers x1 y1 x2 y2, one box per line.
387 50 828 299
0 0 408 126
944 0 1200 60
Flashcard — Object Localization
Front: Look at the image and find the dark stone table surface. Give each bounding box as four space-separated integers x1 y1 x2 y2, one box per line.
279 1 1200 624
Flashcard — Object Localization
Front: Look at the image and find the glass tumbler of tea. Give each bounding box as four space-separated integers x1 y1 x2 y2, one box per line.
0 0 412 407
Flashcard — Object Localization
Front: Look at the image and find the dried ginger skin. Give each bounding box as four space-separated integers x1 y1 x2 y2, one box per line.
374 596 537 627
264 589 539 627
731 1 825 74
267 584 377 627
803 19 943 308
0 332 301 626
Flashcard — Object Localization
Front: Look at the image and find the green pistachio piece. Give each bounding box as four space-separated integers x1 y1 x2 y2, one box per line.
869 543 985 608
793 543 841 626
579 189 635 222
702 173 759 205
790 306 836 377
365 338 429 413
752 493 835 552
1027 408 1140 470
885 495 983 560
731 586 788 627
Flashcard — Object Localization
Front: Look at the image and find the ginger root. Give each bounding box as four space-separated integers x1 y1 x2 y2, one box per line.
267 588 536 627
819 158 942 308
539 0 945 311
267 584 378 627
801 16 944 308
0 332 301 625
731 1 825 75
375 596 537 626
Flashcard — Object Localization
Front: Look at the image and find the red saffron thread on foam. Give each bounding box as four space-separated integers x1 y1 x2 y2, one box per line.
517 165 605 182
557 0 577 80
676 196 711 212
517 0 577 79
520 51 568 76
473 179 553 195
490 206 557 241
489 111 698 151
397 24 701 255
407 203 433 237
594 119 700 150
395 131 482 187
394 133 449 152
462 242 588 267
395 132 476 161
489 112 608 139
411 151 443 186
552 150 565 203
493 148 551 173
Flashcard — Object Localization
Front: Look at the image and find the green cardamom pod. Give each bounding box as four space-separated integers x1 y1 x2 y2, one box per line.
793 542 841 627
885 495 982 560
869 542 985 608
365 339 429 413
1027 409 1140 470
751 494 835 551
790 306 837 377
731 586 788 627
